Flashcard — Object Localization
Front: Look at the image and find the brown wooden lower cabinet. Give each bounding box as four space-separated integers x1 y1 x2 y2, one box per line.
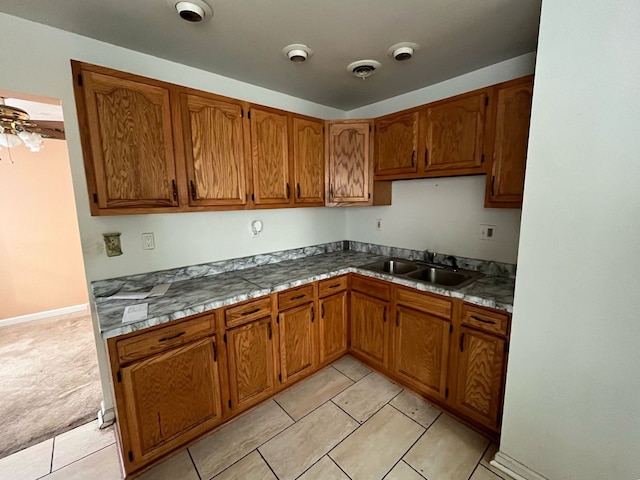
226 316 277 412
318 291 347 363
278 302 316 384
393 305 450 401
108 275 511 477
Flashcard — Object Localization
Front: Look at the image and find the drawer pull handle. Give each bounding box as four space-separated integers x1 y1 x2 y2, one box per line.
159 331 185 342
470 315 496 325
328 283 341 289
291 294 306 300
242 308 261 316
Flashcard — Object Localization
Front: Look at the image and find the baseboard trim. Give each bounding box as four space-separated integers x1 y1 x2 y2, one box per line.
0 303 89 327
492 451 549 480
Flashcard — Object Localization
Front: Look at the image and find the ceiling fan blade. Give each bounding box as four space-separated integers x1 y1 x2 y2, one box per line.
31 120 65 140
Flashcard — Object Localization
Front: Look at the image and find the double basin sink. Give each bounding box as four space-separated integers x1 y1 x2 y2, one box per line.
361 258 483 289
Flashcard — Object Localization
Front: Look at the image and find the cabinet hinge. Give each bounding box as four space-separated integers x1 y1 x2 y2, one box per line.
481 154 485 164
368 193 371 199
116 371 122 383
505 342 510 353
485 96 489 106
445 388 449 398
449 324 453 334
251 193 255 202
276 315 280 324
247 110 251 120
311 306 314 322
279 373 282 382
223 333 227 343
240 109 244 118
128 450 133 462
77 73 83 86
212 342 217 362
369 125 372 132
228 399 232 408
92 193 98 204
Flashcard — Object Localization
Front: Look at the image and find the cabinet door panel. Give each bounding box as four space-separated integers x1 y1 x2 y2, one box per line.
227 317 276 410
121 337 221 463
279 303 315 383
350 291 388 368
328 122 371 203
488 80 533 206
250 108 290 205
292 117 324 204
181 94 247 206
319 291 347 363
455 327 507 429
375 111 419 175
425 93 486 172
83 71 178 209
394 306 450 400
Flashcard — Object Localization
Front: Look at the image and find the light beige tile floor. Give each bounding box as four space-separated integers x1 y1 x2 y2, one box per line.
1 355 511 480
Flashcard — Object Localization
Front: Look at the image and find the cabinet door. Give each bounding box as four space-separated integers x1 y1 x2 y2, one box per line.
393 306 450 401
486 79 533 207
350 291 388 368
454 327 507 430
250 107 290 205
425 92 486 172
292 116 324 205
121 337 222 465
375 110 419 176
81 70 178 210
327 122 371 204
181 93 247 207
279 303 316 383
226 317 277 411
319 291 347 363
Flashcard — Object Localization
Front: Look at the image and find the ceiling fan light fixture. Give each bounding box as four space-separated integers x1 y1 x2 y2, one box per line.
0 100 45 153
282 44 313 63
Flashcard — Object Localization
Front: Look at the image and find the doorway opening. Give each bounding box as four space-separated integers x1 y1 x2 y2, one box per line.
0 90 101 459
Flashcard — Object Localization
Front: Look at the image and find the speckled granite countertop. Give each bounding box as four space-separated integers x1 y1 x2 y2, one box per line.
95 247 515 339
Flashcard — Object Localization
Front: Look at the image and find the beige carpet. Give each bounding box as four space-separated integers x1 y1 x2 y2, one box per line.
0 309 102 459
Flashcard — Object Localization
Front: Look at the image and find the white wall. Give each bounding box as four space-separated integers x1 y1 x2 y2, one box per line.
346 176 521 263
345 53 535 264
498 1 640 479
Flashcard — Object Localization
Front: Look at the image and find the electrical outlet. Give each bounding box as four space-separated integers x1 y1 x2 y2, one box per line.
142 233 155 250
479 224 496 240
376 219 382 231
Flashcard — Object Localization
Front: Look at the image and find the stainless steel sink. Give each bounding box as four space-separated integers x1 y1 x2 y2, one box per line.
361 258 483 288
362 259 420 275
406 266 483 288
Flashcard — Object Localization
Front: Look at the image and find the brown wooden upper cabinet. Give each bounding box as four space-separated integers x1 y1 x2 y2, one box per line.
290 116 325 205
424 92 487 174
180 92 248 207
326 120 372 205
249 106 290 206
485 76 534 208
72 62 179 215
374 110 420 176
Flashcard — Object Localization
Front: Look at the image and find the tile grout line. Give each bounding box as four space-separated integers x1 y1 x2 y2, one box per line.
272 398 297 424
381 428 429 480
49 436 55 474
466 441 497 480
186 448 202 480
403 459 429 480
257 449 280 480
387 401 442 431
325 453 354 480
42 443 114 477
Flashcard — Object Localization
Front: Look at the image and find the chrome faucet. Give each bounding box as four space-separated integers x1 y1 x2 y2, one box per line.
446 256 459 271
423 250 436 263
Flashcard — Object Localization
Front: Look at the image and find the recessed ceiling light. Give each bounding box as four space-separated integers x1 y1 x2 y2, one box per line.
388 42 420 61
282 44 313 63
167 0 213 23
347 60 382 79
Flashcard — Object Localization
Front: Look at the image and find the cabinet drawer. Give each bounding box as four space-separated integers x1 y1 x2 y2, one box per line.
225 297 272 328
396 288 452 319
351 275 391 301
318 276 347 298
462 304 510 336
116 315 214 364
278 284 314 311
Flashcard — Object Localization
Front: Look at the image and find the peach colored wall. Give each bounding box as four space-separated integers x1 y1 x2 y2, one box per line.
0 139 88 320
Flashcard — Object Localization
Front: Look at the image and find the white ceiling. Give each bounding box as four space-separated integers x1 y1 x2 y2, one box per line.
0 0 541 110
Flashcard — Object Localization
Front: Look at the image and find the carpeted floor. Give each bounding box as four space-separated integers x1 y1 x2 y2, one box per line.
0 309 102 459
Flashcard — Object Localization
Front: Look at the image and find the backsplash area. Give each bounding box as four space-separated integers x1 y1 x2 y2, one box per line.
92 241 516 297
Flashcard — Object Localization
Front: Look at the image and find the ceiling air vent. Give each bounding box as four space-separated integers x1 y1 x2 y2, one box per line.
347 60 382 79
